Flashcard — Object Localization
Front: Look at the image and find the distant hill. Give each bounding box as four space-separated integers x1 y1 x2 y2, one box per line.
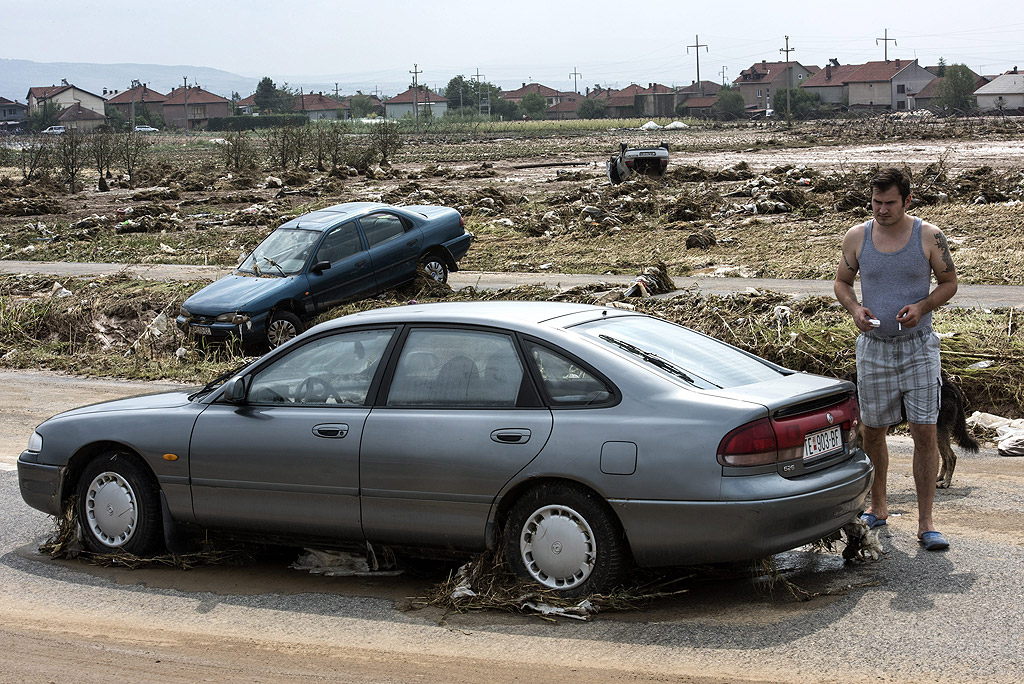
0 59 263 101
0 59 418 103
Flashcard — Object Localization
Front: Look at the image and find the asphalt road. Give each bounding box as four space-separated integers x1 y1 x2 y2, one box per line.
3 260 1024 308
1 371 1022 683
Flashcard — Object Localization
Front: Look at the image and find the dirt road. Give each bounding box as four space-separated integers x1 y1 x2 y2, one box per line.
3 260 1024 308
3 370 1023 683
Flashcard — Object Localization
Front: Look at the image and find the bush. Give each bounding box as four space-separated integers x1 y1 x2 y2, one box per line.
208 115 308 131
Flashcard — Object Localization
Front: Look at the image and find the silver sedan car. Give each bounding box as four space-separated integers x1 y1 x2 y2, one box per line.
19 301 871 596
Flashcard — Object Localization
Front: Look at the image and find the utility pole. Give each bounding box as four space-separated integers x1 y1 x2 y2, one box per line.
474 68 489 117
719 66 728 87
780 36 795 120
130 78 141 129
569 66 582 94
876 28 897 61
687 35 709 95
182 76 189 132
409 63 422 133
334 82 340 99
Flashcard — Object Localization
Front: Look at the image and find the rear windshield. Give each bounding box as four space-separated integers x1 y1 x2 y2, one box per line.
574 315 783 389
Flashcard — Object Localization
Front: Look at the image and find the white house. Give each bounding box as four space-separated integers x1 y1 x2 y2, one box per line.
974 70 1024 111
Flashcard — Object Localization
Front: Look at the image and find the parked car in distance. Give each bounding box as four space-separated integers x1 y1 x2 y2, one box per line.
40 125 66 135
175 202 472 348
133 125 159 133
20 301 872 596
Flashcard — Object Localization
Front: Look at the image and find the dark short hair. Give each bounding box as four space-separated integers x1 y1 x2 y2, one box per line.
870 167 912 201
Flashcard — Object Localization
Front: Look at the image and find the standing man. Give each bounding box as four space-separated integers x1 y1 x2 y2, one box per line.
834 167 958 551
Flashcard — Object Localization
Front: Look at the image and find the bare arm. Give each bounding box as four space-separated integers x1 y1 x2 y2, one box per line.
896 224 958 327
834 224 875 332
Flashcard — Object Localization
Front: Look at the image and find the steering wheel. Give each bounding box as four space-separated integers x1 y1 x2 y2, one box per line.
296 376 339 404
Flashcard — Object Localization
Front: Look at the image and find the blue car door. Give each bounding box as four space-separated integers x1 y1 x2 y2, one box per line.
359 212 423 289
305 220 376 312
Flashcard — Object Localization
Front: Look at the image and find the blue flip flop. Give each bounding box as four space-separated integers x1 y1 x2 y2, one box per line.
860 512 887 529
919 531 950 551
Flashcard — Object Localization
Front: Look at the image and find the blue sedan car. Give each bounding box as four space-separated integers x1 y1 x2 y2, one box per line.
176 202 472 348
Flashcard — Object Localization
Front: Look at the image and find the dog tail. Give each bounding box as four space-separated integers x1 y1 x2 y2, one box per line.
948 381 980 453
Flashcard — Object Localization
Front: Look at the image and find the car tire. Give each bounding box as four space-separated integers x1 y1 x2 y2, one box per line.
266 310 302 348
76 451 164 556
420 254 449 284
504 483 628 597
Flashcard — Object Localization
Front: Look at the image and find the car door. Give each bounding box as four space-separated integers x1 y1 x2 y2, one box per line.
189 327 395 539
359 212 423 289
305 220 376 313
360 327 553 549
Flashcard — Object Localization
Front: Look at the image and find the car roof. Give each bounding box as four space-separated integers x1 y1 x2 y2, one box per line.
311 301 616 334
277 202 392 231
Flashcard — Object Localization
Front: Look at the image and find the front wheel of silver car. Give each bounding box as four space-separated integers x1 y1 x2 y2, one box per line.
504 483 628 597
76 451 163 556
266 310 302 348
420 255 449 284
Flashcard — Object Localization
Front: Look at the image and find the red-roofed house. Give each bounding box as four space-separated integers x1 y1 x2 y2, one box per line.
294 92 345 120
587 83 673 118
679 95 719 117
55 103 107 132
1 97 28 131
974 69 1024 112
800 62 864 106
162 86 231 129
384 86 448 118
26 81 106 117
546 93 584 120
844 59 934 111
236 94 257 115
105 84 168 120
501 83 577 108
734 60 816 110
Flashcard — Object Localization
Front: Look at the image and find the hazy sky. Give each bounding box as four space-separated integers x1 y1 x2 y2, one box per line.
6 0 1022 93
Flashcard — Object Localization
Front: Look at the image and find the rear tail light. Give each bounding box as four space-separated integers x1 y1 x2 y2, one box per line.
459 215 465 228
717 395 860 468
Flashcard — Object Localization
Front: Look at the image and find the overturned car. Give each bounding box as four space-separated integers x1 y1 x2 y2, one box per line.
607 142 670 184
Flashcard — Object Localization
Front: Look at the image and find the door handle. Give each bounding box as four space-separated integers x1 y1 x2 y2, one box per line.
406 239 419 247
490 429 531 444
313 423 349 438
355 259 367 267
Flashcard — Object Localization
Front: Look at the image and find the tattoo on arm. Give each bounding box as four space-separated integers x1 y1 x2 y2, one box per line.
843 252 856 273
935 233 955 273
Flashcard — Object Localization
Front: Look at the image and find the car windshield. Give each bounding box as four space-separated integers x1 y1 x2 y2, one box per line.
574 315 783 389
239 227 321 276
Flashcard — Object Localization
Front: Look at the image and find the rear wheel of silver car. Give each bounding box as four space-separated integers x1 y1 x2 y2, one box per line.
420 255 449 284
504 483 627 597
76 451 163 556
266 311 302 348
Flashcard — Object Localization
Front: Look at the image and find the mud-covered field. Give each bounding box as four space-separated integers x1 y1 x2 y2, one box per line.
1 119 1023 416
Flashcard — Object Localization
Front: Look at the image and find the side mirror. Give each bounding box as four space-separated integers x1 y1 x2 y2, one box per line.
221 376 248 403
311 260 331 274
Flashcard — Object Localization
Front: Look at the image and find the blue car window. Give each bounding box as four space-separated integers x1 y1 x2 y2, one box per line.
315 222 362 264
386 329 523 407
240 227 321 275
247 329 394 405
362 213 406 248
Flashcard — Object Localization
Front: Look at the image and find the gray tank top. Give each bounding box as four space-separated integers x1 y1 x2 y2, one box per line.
860 217 932 337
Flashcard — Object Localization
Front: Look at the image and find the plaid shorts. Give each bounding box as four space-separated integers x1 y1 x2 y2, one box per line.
855 327 942 427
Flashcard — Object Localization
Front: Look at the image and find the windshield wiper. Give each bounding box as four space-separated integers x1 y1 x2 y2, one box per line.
259 256 286 276
598 334 708 387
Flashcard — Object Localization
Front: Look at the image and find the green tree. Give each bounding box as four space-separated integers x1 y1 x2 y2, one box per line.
27 101 62 132
520 92 548 119
934 64 977 114
349 94 375 118
575 98 607 119
936 57 947 77
709 86 746 119
253 77 295 113
368 119 402 166
774 88 822 119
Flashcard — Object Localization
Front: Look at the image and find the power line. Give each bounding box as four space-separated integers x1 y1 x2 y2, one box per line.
687 35 709 95
876 28 897 61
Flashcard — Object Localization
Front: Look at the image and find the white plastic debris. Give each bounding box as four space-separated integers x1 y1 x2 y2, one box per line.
159 243 177 254
966 360 993 369
521 599 598 620
966 411 1024 457
290 548 402 577
663 121 688 130
640 121 663 130
50 282 72 298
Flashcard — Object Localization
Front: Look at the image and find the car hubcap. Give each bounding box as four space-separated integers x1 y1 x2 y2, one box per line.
84 472 138 548
267 318 297 347
519 504 596 590
423 260 446 282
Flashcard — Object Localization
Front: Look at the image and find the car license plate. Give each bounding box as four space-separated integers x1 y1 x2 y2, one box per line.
804 426 842 460
190 325 211 336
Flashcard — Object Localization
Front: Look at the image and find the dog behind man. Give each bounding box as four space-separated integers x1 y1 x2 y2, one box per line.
846 372 979 487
